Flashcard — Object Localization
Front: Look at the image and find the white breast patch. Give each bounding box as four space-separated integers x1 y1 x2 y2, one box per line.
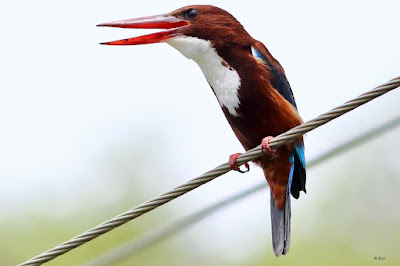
165 36 241 116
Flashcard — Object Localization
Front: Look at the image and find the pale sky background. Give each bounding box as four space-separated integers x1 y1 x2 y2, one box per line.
0 0 399 264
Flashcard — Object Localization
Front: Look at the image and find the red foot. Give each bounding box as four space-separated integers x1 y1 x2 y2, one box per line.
229 153 250 173
261 136 277 157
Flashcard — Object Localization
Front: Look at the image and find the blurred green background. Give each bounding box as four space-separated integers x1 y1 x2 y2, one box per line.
1 0 399 265
2 129 399 265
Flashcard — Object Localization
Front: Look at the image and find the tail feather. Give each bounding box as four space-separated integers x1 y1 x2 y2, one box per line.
270 187 291 256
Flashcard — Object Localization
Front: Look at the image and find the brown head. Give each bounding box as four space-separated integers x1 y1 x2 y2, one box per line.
97 5 254 49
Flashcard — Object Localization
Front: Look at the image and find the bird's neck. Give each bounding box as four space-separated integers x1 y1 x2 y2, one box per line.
166 36 242 117
166 36 302 149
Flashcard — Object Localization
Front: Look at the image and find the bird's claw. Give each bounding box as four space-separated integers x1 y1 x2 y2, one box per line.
261 136 277 158
229 153 250 173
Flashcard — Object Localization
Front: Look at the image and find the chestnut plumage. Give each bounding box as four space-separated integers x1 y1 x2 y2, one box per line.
98 5 306 257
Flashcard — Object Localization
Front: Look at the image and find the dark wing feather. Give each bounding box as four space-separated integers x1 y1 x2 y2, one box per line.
251 44 297 109
252 43 306 198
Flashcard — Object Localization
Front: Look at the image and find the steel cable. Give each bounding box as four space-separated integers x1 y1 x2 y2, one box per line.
84 115 400 266
19 76 400 265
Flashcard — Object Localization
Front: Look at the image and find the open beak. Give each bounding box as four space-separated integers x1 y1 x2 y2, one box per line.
97 14 189 45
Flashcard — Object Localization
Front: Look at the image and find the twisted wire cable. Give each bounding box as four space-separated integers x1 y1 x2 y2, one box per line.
19 76 400 265
84 115 400 266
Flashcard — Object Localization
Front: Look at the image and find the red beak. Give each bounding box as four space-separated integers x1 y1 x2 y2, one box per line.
97 14 189 45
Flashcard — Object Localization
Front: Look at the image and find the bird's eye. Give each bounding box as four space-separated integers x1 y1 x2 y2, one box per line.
185 9 199 19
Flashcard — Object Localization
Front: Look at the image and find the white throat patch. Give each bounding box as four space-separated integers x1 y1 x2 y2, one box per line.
165 36 241 116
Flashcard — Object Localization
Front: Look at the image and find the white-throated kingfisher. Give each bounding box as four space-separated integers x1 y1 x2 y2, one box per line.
98 5 306 256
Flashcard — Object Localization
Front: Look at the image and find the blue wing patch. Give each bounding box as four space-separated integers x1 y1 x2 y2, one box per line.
294 144 306 170
291 143 306 198
288 154 295 190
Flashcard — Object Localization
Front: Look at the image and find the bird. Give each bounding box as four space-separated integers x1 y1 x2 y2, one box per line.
98 5 306 256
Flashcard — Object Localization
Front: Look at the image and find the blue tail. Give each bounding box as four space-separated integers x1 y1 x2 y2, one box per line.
270 143 306 256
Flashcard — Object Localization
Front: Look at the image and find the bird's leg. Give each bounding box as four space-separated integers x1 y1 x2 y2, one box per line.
229 153 250 173
261 136 277 158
